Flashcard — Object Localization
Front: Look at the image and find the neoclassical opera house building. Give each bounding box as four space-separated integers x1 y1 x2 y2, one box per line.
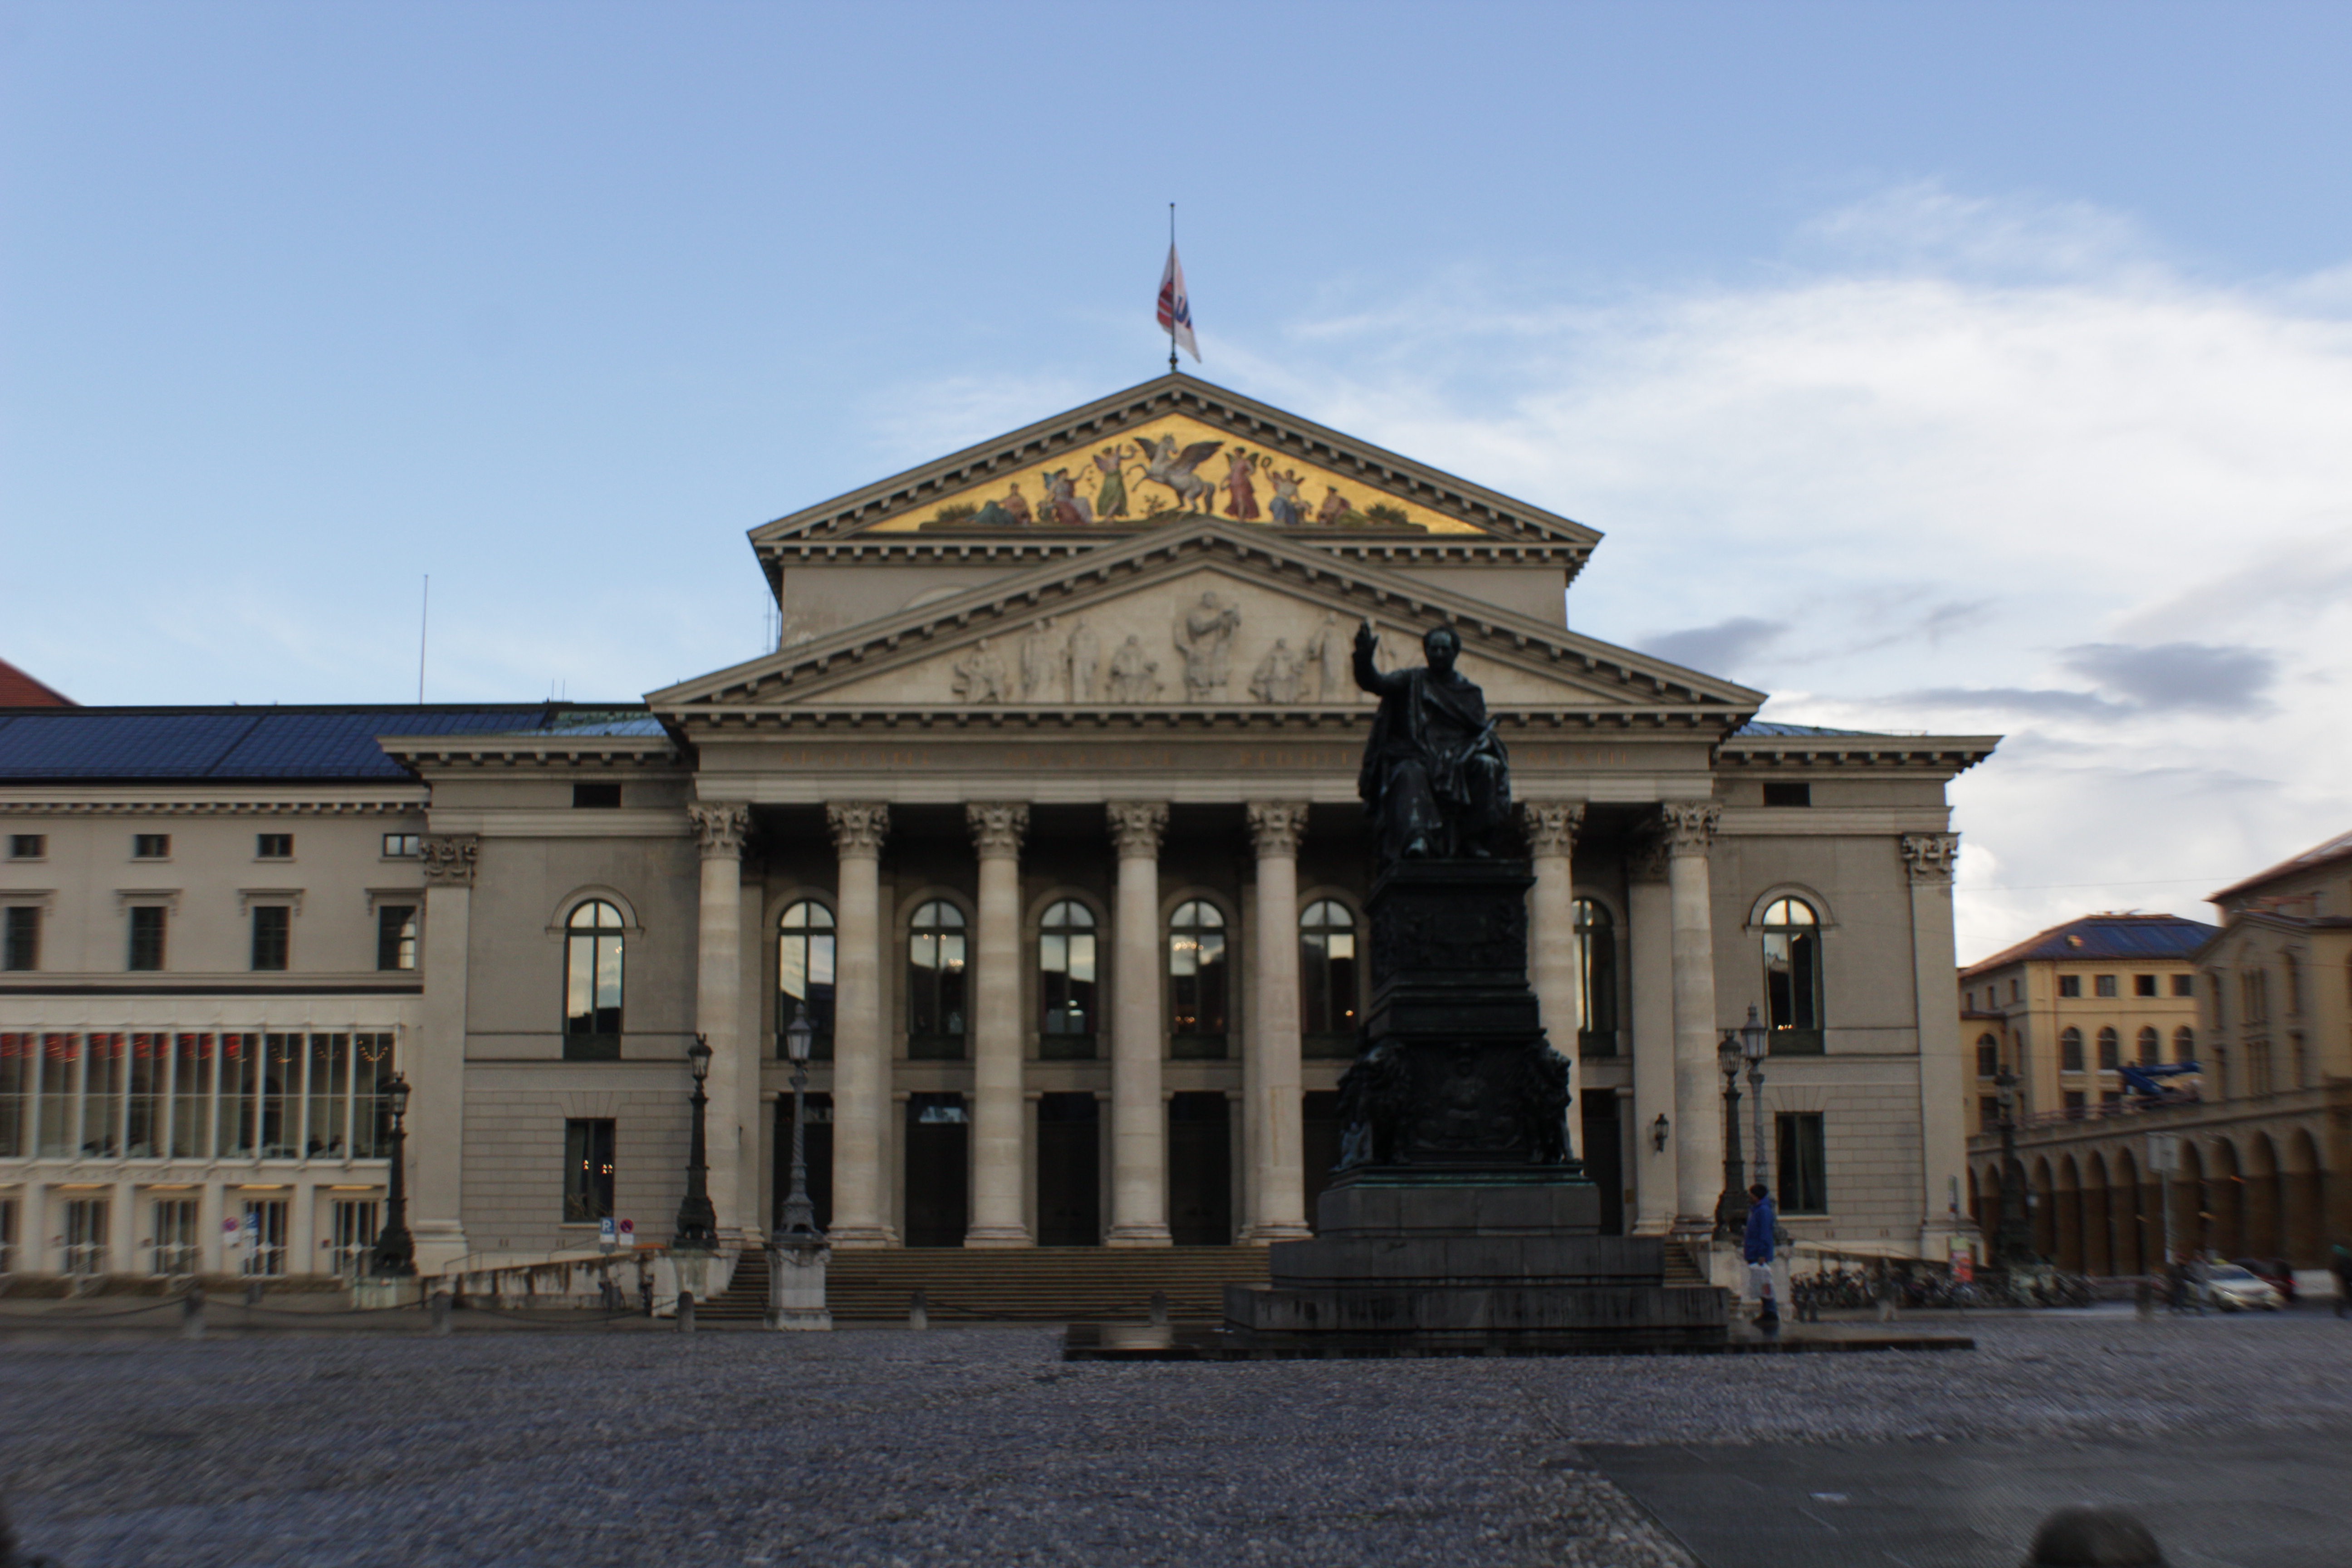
0 376 1995 1288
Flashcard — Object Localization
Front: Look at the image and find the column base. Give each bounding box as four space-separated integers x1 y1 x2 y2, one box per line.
1105 1224 1173 1248
1669 1214 1717 1242
1240 1222 1313 1244
1630 1216 1675 1238
824 1225 901 1250
963 1225 1035 1249
411 1220 471 1278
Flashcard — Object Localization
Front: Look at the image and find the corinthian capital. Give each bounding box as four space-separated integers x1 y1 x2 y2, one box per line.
689 802 753 860
420 833 480 887
1105 801 1169 861
1658 802 1721 856
1246 801 1310 859
965 802 1030 859
1901 833 1961 885
1517 800 1586 857
825 802 891 858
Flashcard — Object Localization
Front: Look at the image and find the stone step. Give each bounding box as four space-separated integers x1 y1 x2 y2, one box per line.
695 1246 1274 1322
1661 1241 1710 1287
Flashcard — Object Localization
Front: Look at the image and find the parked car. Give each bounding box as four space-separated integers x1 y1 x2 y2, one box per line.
2233 1258 2296 1303
2204 1263 2283 1312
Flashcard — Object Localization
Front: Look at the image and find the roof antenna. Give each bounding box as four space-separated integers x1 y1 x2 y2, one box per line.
416 574 429 705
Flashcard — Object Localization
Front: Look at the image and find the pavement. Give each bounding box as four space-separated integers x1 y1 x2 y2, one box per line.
1 1304 2345 1567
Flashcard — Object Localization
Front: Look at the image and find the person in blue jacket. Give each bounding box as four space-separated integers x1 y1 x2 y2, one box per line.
1744 1183 1779 1326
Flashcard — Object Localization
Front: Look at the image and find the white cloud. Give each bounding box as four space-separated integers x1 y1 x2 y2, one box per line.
1226 186 2352 960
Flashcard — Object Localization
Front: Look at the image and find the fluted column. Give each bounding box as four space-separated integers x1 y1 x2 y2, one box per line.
1520 800 1587 1162
1662 803 1724 1236
1904 832 1971 1258
690 803 752 1241
1105 802 1171 1247
825 803 895 1248
966 802 1032 1247
1627 840 1675 1235
411 833 476 1271
1244 801 1312 1242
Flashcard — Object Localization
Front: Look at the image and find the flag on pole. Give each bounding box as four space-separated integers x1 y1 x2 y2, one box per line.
1157 242 1200 363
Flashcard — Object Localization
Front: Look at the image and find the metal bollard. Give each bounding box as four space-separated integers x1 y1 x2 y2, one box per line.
909 1289 928 1332
2022 1504 2165 1567
1150 1289 1169 1329
678 1289 696 1335
430 1289 453 1337
181 1289 205 1342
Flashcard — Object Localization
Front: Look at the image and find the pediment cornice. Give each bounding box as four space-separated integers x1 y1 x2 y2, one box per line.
652 518 1761 728
746 374 1602 571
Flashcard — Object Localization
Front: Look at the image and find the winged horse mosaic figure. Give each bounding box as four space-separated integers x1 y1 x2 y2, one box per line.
1137 433 1224 511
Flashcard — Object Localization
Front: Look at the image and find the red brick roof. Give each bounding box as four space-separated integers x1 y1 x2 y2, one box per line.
2209 829 2352 903
0 657 74 707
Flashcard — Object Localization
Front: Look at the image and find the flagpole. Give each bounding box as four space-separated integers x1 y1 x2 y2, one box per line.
1168 203 1179 374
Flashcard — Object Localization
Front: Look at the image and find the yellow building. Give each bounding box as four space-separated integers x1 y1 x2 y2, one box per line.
1957 913 2213 1136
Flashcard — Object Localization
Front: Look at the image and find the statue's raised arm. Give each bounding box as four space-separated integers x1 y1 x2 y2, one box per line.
1353 622 1512 863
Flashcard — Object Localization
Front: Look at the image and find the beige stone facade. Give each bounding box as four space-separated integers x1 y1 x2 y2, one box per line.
1 375 1997 1285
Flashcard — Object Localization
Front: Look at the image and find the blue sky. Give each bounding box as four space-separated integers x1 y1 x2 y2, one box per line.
6 1 2351 958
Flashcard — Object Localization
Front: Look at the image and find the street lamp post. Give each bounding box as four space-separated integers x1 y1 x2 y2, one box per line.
1993 1065 2034 1268
674 1036 720 1249
1713 1033 1749 1240
369 1073 416 1279
768 1005 833 1329
1741 1006 1769 1199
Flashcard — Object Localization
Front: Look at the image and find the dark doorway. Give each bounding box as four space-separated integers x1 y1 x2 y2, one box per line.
1581 1089 1624 1235
903 1093 969 1247
1036 1092 1101 1245
1302 1090 1343 1232
771 1092 832 1233
1167 1092 1232 1245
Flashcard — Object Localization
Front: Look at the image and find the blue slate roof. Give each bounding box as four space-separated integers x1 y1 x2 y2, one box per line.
0 705 662 782
1961 913 2219 978
1730 721 1875 738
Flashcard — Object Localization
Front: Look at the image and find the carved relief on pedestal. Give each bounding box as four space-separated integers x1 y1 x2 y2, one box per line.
688 802 752 860
1901 832 1961 885
965 802 1030 859
1517 800 1587 858
1172 589 1240 701
1245 801 1310 859
825 802 891 858
420 833 480 887
1105 635 1161 702
1104 801 1169 861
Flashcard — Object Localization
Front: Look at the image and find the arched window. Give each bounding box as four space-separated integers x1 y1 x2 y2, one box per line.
1039 900 1098 1060
2096 1027 2120 1071
777 901 835 1060
1975 1034 1999 1078
2135 1026 2159 1066
564 900 625 1060
1168 900 1228 1058
2173 1025 2195 1064
2059 1026 2085 1073
1759 897 1822 1053
906 900 968 1059
1300 900 1357 1057
1575 898 1620 1058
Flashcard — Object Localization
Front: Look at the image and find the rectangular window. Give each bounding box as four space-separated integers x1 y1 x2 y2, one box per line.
3 906 38 971
127 906 167 970
306 1033 349 1156
2062 1090 2087 1117
7 834 44 859
1761 782 1811 807
171 1033 214 1158
376 905 418 971
1978 1095 2001 1133
1774 1112 1828 1214
256 833 293 859
0 1034 31 1158
330 1200 379 1276
132 833 170 859
152 1196 201 1277
127 1033 165 1156
2094 974 2117 998
352 1034 396 1158
2133 973 2157 997
1975 1039 1998 1077
2010 979 2020 1002
572 783 622 809
62 1197 108 1277
2171 974 2194 998
240 1198 287 1277
564 1118 617 1222
216 1034 256 1157
260 1033 302 1155
250 905 291 971
2058 975 2080 998
382 833 422 859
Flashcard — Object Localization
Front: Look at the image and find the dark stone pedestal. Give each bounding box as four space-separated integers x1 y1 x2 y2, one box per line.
1223 857 1729 1353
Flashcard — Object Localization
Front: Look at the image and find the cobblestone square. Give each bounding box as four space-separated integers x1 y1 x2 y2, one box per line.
5 1310 2349 1567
